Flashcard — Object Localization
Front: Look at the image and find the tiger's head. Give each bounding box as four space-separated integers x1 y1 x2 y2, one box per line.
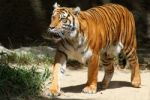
48 2 81 39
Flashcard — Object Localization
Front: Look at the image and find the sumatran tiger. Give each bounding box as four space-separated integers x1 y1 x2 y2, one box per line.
47 2 141 96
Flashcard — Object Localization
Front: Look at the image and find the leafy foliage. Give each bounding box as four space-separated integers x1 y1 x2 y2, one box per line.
0 64 51 97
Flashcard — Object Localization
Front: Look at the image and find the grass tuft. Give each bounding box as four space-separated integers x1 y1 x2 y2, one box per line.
0 51 54 65
0 64 51 98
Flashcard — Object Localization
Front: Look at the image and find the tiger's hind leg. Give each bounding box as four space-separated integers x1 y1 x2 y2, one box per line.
118 51 127 69
124 48 141 87
101 52 114 89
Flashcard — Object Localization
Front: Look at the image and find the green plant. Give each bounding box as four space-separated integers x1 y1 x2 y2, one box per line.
0 51 53 65
0 64 51 97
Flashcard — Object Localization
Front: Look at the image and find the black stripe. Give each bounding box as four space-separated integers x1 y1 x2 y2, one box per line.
57 49 68 60
65 38 76 50
111 5 121 22
72 16 75 30
100 7 111 47
81 46 89 54
65 39 72 46
60 42 69 51
66 13 70 18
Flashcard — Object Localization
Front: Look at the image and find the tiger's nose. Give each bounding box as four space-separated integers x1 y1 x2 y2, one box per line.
49 25 55 29
47 26 55 33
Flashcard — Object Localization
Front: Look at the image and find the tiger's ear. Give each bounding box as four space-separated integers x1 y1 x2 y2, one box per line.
53 2 60 9
73 7 80 15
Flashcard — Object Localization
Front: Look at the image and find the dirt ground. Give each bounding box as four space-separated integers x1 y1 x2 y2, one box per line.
47 67 150 100
0 46 149 100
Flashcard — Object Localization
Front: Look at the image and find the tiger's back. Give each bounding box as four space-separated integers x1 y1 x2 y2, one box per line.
79 4 136 54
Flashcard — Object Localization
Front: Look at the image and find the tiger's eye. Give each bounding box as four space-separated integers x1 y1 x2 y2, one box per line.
62 18 67 23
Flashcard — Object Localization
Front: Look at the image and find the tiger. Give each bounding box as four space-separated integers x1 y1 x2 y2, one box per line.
47 2 141 96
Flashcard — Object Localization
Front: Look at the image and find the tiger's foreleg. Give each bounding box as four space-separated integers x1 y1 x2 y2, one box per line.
101 53 114 89
82 54 99 94
48 51 67 96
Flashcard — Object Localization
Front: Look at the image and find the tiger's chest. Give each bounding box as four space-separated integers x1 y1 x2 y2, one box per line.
58 37 92 64
67 47 93 64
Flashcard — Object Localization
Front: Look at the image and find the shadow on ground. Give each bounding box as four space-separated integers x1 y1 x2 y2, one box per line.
0 96 86 100
36 97 87 100
62 81 132 93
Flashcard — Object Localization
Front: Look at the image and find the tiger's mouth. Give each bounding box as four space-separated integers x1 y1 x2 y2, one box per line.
51 33 61 39
47 27 65 39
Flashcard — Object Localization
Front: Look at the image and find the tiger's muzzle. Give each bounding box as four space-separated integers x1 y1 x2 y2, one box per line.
47 27 65 40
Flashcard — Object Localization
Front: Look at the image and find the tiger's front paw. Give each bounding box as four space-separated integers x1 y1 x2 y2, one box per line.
44 86 61 97
131 76 141 88
82 85 97 94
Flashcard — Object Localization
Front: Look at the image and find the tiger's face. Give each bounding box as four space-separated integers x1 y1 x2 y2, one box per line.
48 3 80 39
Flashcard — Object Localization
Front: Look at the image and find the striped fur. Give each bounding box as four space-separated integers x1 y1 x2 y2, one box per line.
47 3 141 95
